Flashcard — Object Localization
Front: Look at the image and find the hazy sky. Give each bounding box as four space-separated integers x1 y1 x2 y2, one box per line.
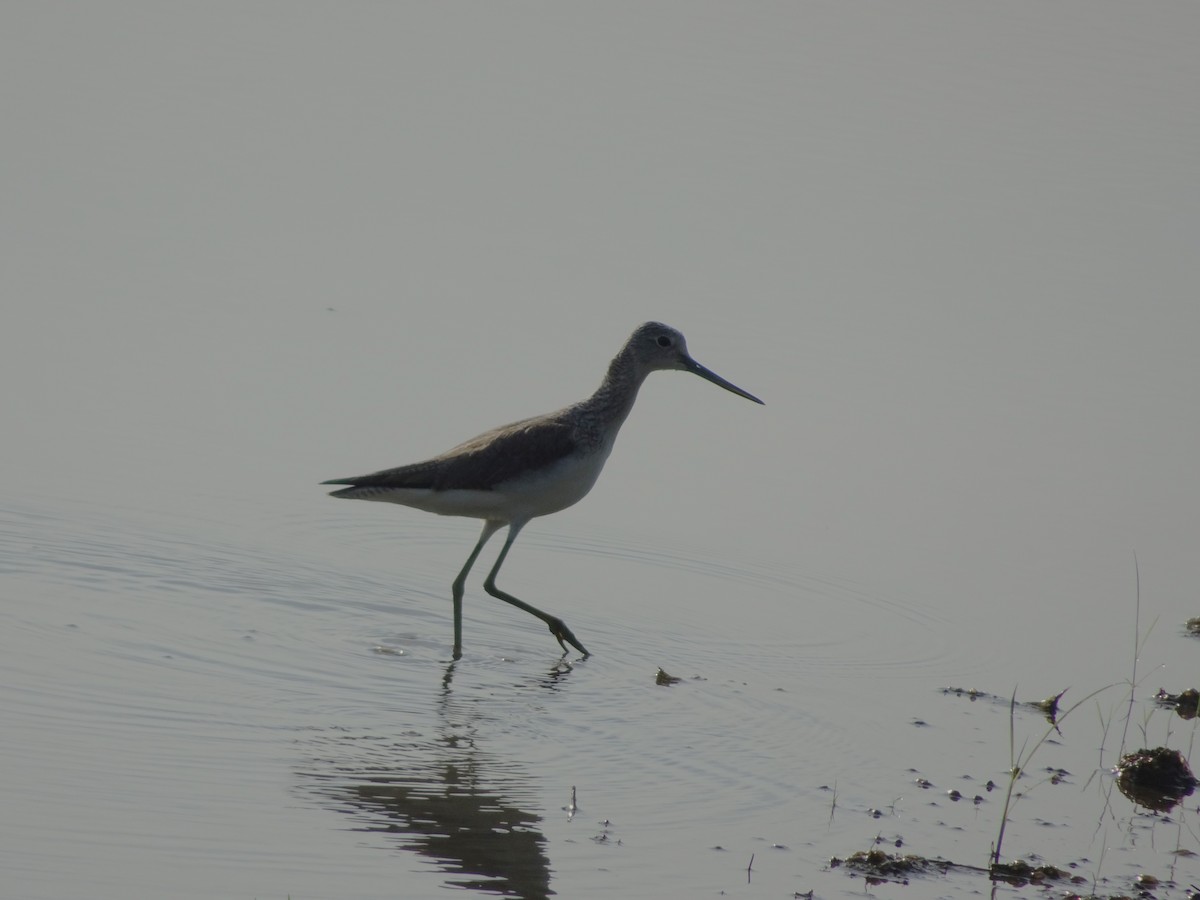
3 3 1198 650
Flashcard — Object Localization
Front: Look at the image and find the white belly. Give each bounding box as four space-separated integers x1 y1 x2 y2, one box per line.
365 445 612 524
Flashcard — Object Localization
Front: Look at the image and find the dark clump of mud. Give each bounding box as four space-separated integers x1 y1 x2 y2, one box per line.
1113 746 1198 812
1154 687 1199 720
941 685 1068 724
988 859 1071 886
654 667 682 686
830 849 952 885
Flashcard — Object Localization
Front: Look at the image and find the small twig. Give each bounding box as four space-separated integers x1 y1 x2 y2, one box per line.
1118 551 1141 753
747 853 755 883
992 688 1018 867
1091 828 1108 898
992 682 1114 870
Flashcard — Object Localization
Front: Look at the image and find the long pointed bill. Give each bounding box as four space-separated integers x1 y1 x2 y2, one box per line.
682 356 764 405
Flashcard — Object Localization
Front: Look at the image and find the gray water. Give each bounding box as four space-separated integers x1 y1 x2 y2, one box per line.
3 4 1198 898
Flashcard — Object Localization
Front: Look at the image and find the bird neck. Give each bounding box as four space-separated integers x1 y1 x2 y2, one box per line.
580 347 648 435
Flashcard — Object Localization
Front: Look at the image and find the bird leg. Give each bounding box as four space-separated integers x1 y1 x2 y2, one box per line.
483 522 590 657
450 521 504 659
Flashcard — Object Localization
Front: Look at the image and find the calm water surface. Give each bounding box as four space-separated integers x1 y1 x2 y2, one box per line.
2 489 1194 900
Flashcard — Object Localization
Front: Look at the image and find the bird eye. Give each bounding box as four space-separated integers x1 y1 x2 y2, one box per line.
656 335 672 348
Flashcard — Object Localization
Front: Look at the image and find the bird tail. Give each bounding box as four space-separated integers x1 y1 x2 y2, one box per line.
321 477 364 499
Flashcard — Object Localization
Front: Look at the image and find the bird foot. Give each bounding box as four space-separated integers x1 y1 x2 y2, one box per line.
547 617 590 657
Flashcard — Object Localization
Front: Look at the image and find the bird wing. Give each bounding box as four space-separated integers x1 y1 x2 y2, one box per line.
323 414 577 493
433 414 577 490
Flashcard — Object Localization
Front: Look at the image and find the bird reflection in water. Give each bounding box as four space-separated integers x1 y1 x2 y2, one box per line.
298 659 581 900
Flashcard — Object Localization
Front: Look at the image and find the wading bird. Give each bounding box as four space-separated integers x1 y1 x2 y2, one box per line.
323 322 763 658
